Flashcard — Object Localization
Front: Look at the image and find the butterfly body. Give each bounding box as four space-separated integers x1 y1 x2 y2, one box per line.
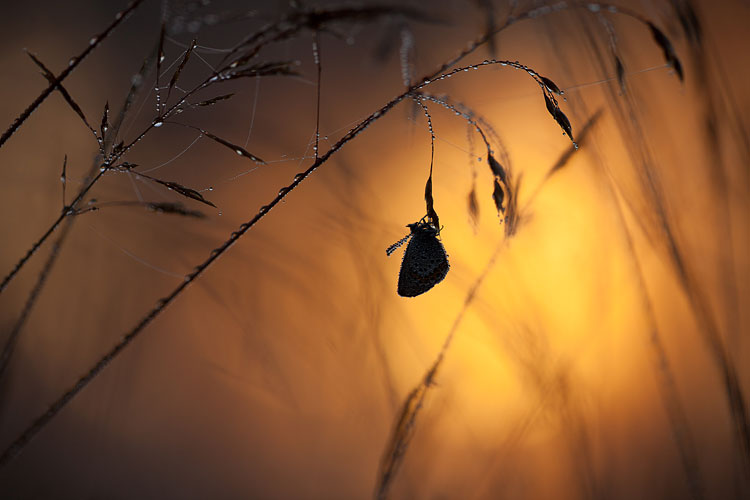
395 221 450 297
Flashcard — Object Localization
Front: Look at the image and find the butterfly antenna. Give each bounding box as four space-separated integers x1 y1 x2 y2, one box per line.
386 233 412 256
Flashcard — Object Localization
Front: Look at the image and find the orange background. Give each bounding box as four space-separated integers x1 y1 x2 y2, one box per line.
0 1 748 498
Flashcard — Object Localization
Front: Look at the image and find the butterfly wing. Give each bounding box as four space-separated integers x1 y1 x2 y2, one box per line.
397 229 449 297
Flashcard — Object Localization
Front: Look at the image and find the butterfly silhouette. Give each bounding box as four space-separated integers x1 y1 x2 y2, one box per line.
386 219 449 297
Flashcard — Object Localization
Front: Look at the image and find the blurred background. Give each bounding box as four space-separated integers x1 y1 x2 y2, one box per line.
0 0 748 498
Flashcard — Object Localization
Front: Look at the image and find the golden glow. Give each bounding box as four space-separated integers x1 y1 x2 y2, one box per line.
0 1 748 498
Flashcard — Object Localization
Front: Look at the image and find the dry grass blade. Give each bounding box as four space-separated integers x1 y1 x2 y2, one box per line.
544 92 575 143
99 102 110 143
376 365 436 500
146 202 205 218
194 93 234 107
226 61 298 80
200 128 264 163
545 110 602 179
475 0 497 57
670 0 703 46
492 178 505 215
25 51 98 139
467 182 479 227
487 153 508 185
648 22 684 81
156 22 166 113
107 46 156 146
615 55 626 93
540 75 564 95
60 155 67 208
113 161 138 170
138 174 217 208
165 39 197 106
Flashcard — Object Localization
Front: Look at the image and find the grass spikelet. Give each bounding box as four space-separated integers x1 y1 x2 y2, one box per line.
647 22 684 81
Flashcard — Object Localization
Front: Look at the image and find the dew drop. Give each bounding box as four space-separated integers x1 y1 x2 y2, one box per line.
68 57 77 67
89 37 99 46
235 149 243 155
294 173 304 182
153 121 164 128
259 205 269 214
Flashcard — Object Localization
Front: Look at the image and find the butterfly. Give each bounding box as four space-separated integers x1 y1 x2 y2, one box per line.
386 219 450 297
